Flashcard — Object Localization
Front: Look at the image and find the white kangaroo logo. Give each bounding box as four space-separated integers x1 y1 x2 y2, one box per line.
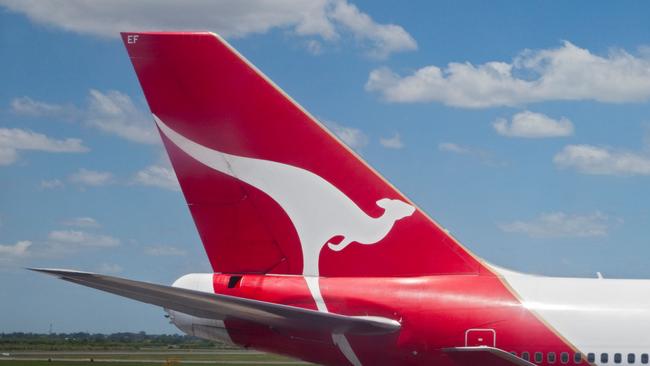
154 115 414 366
326 198 414 252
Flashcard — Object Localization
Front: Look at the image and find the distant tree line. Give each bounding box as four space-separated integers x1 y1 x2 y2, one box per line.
0 332 235 351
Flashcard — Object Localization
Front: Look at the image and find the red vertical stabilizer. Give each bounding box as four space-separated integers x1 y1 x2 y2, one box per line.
122 32 486 278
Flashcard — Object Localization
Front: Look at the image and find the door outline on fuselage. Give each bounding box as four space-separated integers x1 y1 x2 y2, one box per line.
465 328 496 347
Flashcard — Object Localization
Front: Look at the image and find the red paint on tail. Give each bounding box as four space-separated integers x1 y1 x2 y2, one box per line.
122 32 485 278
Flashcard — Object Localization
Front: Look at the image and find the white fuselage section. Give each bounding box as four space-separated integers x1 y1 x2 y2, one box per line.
495 265 650 365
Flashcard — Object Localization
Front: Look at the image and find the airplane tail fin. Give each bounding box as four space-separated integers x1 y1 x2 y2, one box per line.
122 32 484 277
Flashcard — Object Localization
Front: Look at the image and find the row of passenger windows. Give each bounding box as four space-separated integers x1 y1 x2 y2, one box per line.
511 351 650 364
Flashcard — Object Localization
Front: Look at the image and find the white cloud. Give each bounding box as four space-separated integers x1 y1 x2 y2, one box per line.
0 128 89 166
0 0 335 39
0 0 416 58
554 144 650 175
98 263 123 274
305 39 323 55
438 142 472 155
86 89 158 144
39 179 65 189
132 164 180 191
379 133 404 149
2 230 121 266
326 121 368 149
0 147 18 166
366 41 650 107
494 111 574 138
439 142 505 166
11 96 78 121
0 240 32 268
10 90 158 145
63 217 100 228
144 245 186 257
0 128 88 152
0 240 32 257
499 211 617 238
328 1 417 59
69 169 114 186
48 230 120 247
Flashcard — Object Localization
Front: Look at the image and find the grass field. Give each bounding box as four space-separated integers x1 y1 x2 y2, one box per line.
0 349 314 365
0 333 315 365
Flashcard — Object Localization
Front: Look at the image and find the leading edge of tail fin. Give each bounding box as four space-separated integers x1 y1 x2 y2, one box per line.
122 32 486 278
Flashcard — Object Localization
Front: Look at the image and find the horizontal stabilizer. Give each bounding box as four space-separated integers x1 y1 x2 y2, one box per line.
29 268 400 336
444 347 535 366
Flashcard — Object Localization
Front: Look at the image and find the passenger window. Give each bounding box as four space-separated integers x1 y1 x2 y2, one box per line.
588 353 595 362
574 352 582 363
522 352 530 361
601 353 609 363
535 352 543 363
643 353 649 364
560 352 568 364
629 353 636 363
614 353 621 363
548 352 556 363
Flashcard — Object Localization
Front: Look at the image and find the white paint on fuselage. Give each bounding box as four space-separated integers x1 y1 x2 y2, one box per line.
492 265 650 364
172 273 214 293
170 273 234 345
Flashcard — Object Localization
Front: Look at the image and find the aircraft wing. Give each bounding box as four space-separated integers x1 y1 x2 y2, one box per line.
29 268 400 336
444 347 535 366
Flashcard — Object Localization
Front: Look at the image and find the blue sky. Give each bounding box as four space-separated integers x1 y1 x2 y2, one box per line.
2 1 650 333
